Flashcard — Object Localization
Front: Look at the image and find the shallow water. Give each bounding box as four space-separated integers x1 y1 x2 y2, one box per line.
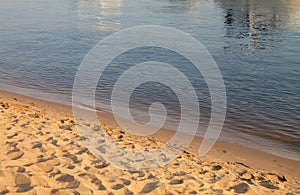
0 0 299 159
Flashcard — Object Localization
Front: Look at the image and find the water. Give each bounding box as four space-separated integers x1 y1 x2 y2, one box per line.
0 0 299 160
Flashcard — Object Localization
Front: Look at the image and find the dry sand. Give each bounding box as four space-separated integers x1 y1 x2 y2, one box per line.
0 90 299 195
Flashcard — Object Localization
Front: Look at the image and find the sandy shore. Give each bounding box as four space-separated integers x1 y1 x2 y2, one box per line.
0 90 299 194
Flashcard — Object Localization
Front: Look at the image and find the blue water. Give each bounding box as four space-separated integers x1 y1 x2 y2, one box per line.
0 0 299 159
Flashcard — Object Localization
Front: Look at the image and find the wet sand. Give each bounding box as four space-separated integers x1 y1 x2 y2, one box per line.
0 89 299 194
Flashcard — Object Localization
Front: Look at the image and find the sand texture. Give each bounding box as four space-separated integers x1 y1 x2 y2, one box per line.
0 93 299 195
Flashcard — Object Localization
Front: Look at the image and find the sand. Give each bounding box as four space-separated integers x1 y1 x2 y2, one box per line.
0 90 299 195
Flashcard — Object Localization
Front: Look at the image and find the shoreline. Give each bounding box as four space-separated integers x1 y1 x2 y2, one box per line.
1 89 300 177
98 105 300 178
1 85 299 161
0 88 299 194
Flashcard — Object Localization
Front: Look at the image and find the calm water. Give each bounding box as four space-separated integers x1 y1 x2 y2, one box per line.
0 0 299 159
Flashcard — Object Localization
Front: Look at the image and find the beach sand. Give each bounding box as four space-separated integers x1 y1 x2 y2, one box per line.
0 90 299 194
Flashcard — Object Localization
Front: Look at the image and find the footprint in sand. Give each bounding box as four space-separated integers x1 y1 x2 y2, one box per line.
67 164 75 170
259 180 279 190
16 185 34 193
229 182 250 194
15 174 31 186
6 132 18 139
6 141 18 147
36 162 54 173
140 181 159 193
169 179 184 185
55 174 80 188
121 178 131 186
90 177 106 190
7 149 24 160
31 142 42 149
15 173 34 193
62 153 82 164
211 165 222 171
111 183 124 190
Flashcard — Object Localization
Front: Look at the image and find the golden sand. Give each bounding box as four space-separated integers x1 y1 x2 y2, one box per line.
0 90 299 194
